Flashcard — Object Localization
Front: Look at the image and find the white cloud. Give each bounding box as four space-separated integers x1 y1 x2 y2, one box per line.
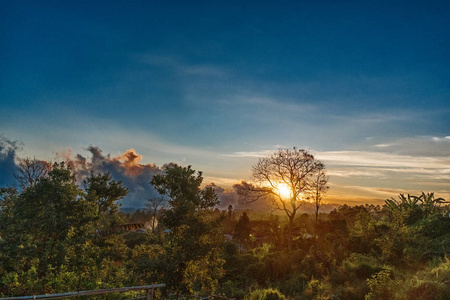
138 54 227 78
366 136 450 157
317 151 450 170
432 136 450 142
223 149 276 158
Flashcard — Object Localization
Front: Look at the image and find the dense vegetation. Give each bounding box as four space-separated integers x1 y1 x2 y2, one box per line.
1 159 449 299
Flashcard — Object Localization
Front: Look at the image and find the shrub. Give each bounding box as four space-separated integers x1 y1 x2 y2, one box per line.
343 253 384 280
304 278 332 300
430 257 450 283
405 280 447 300
276 273 307 298
246 288 286 300
364 267 396 300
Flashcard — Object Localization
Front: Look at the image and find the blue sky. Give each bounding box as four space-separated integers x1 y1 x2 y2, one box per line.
1 0 449 205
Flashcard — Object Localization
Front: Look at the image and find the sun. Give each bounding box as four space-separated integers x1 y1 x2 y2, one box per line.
275 183 292 199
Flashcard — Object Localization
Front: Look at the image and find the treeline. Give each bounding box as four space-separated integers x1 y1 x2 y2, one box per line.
217 197 450 299
1 160 450 299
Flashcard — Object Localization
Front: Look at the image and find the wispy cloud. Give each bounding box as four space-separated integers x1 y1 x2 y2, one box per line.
317 151 450 169
223 149 277 158
366 136 450 157
138 54 227 78
374 143 395 148
225 145 450 203
226 147 450 170
432 136 450 142
179 65 226 77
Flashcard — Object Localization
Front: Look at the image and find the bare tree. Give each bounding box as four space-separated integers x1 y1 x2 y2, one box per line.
234 148 327 250
14 157 52 190
309 164 329 223
146 196 166 232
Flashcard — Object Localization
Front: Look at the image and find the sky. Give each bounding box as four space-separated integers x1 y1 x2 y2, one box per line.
1 0 449 208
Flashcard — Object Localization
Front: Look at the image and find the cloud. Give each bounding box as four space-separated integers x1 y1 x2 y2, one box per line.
432 136 450 142
180 65 226 77
138 54 226 78
367 136 450 157
207 183 241 210
317 151 450 169
223 149 276 158
0 136 20 187
225 145 450 205
59 146 163 209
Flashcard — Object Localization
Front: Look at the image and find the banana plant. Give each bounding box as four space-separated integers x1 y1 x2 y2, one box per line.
417 192 445 217
385 192 446 219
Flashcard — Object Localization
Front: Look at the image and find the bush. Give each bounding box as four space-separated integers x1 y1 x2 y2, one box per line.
276 274 307 298
431 257 450 283
246 288 286 300
364 267 396 300
304 278 332 300
217 280 247 300
342 253 384 280
405 280 447 300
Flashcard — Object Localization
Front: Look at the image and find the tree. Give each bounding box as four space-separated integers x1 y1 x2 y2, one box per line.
14 157 52 190
310 164 329 223
83 172 128 229
385 192 446 224
234 148 327 250
0 162 97 277
150 164 224 298
0 163 133 295
145 196 166 232
233 212 251 251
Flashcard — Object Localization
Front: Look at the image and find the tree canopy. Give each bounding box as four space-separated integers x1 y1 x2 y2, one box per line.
234 148 328 249
150 164 224 297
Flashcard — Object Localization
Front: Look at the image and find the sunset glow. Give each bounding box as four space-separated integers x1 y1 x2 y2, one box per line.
275 183 293 200
1 1 449 208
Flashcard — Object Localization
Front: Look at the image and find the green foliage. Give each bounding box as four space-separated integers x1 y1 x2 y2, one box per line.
404 280 447 300
385 192 446 224
150 164 224 297
430 257 450 283
342 253 384 280
305 277 332 300
1 168 449 300
0 163 131 296
246 288 286 300
364 267 396 300
394 257 450 300
84 172 128 229
234 212 251 250
275 274 307 299
0 163 95 276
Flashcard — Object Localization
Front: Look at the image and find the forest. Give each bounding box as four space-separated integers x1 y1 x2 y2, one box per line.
1 149 450 300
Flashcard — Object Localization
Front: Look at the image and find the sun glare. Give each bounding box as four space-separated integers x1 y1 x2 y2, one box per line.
275 183 292 199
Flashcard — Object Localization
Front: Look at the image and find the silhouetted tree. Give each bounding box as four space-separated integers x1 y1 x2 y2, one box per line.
234 148 326 250
234 212 251 251
146 196 166 232
14 157 51 190
310 165 329 223
228 204 233 218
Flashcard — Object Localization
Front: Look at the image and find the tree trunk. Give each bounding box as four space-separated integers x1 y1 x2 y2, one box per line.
288 216 294 251
152 212 156 232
